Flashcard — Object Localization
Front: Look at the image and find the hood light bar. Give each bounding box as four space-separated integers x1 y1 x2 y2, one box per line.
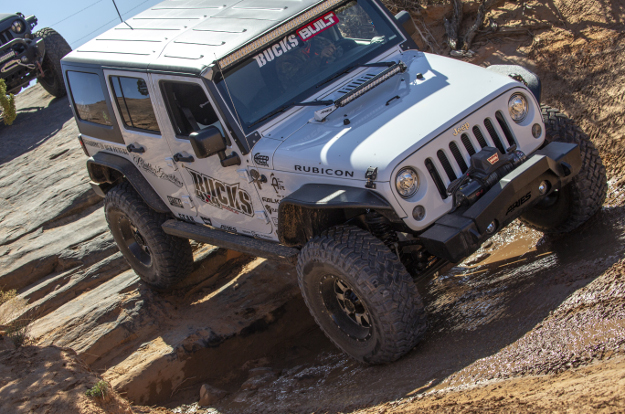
314 62 407 121
218 0 345 70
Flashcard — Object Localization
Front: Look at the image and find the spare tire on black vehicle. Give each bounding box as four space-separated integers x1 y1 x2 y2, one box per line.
35 28 72 98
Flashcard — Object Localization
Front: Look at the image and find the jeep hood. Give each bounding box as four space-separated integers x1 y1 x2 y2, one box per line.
269 51 522 182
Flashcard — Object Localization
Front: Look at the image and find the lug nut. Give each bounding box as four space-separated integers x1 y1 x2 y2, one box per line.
538 180 549 195
486 221 496 234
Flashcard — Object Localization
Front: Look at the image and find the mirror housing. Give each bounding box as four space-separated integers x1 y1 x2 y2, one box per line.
190 126 227 159
189 127 241 167
395 11 417 37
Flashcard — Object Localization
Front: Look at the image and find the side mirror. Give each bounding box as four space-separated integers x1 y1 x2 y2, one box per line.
190 126 227 159
395 11 417 37
189 126 241 167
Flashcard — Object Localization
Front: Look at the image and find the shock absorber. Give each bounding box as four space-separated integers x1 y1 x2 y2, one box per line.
365 211 398 253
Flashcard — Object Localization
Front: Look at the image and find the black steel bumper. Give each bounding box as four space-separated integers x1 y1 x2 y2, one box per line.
419 141 582 263
0 37 44 76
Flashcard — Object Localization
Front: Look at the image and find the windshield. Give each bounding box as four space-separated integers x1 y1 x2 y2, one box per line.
215 0 402 131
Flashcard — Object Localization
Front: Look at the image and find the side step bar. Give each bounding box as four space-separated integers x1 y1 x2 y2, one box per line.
162 220 299 265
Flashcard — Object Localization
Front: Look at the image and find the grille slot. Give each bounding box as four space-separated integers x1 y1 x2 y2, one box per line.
461 133 476 156
472 126 488 148
437 150 457 181
495 111 516 146
425 158 447 199
0 31 8 45
427 112 521 200
484 118 506 153
449 142 468 173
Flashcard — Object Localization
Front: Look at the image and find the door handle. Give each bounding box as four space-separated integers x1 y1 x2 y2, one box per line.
174 153 194 163
127 143 145 153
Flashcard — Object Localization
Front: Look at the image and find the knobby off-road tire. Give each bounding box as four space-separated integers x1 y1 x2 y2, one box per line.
105 181 193 290
35 28 72 98
297 225 427 364
520 105 607 233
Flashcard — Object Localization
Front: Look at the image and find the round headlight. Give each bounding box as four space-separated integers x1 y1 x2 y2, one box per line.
11 20 25 34
508 93 529 123
396 167 419 198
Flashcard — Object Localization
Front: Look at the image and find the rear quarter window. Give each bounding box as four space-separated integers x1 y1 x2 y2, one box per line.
67 71 113 126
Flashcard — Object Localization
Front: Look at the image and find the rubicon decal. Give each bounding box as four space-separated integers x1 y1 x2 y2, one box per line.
187 168 254 216
253 35 299 68
297 12 339 41
295 165 354 177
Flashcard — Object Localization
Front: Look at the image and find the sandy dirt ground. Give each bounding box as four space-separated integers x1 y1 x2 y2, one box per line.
1 0 625 413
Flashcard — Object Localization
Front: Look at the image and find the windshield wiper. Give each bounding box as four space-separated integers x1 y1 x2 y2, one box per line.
315 61 396 89
249 99 334 127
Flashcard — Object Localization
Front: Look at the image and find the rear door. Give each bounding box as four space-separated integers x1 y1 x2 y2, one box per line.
149 74 273 236
103 69 194 218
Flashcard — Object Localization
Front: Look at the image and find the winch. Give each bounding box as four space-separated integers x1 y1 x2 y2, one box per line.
447 146 527 211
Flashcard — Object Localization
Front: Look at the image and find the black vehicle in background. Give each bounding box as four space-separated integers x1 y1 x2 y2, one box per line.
0 12 71 97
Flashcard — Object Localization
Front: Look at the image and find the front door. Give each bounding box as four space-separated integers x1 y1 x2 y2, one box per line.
149 74 273 235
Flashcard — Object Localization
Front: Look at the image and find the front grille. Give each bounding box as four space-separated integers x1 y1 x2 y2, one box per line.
0 30 13 46
425 114 518 191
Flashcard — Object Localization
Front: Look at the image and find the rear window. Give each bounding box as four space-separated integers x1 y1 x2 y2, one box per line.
66 71 112 126
110 76 160 133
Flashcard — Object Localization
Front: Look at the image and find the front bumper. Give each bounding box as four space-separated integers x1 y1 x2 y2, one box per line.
0 37 44 76
419 141 582 263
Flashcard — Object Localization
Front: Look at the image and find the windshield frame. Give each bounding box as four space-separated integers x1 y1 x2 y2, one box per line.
213 0 405 134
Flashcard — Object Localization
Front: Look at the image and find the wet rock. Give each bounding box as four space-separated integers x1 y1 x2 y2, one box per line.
199 383 228 406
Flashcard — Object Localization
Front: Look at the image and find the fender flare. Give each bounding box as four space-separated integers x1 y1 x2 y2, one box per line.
277 184 393 246
87 152 170 213
487 64 542 104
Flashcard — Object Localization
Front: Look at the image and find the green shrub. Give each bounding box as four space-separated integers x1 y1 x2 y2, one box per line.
85 380 109 400
0 289 17 306
0 79 17 126
5 319 31 348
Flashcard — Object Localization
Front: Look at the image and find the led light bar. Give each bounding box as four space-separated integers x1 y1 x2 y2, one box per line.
336 62 407 107
218 0 345 69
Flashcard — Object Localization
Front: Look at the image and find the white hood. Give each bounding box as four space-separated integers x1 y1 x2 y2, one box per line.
268 50 524 181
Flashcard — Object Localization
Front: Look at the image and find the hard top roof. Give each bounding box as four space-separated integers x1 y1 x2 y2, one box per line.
62 0 327 75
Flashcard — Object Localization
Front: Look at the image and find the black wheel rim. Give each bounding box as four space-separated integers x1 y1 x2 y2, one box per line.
319 275 372 341
118 214 152 266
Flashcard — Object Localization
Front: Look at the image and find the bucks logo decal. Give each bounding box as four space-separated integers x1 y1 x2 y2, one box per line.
187 168 253 216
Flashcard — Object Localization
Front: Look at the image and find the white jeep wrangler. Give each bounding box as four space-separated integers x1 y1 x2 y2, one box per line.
62 0 607 364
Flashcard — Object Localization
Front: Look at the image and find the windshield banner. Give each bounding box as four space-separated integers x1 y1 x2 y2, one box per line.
297 12 339 41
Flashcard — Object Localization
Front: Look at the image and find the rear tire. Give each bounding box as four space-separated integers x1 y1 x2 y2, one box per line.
35 28 71 98
104 181 193 290
297 225 427 364
520 105 607 233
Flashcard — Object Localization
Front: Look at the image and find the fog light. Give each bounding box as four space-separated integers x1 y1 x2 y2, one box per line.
412 205 425 221
532 123 542 138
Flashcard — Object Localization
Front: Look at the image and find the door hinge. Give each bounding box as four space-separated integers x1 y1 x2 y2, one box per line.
165 157 177 170
255 210 270 224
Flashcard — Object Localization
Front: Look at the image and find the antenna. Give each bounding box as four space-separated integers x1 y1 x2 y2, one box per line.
111 0 133 29
214 54 249 149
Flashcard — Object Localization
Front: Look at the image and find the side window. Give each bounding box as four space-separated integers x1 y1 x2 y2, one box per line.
160 81 223 138
66 71 113 126
110 76 160 133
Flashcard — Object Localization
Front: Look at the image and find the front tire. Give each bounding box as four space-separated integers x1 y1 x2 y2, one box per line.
520 106 607 233
35 28 72 98
104 181 193 290
297 225 427 364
